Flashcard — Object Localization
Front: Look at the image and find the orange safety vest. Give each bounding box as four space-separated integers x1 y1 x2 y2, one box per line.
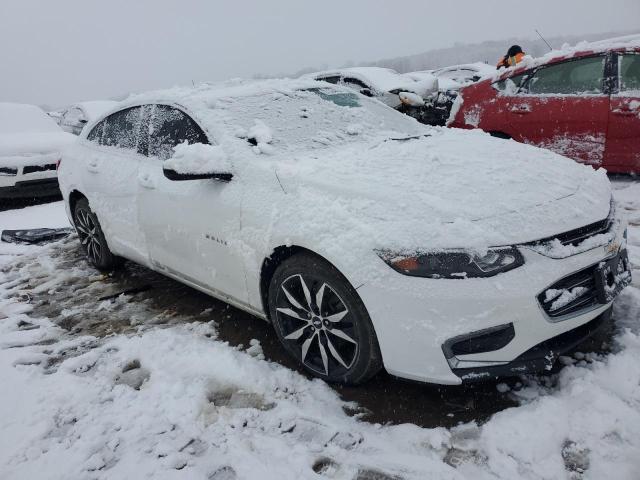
496 52 525 69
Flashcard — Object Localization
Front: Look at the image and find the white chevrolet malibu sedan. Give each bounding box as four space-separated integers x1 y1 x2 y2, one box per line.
58 79 631 385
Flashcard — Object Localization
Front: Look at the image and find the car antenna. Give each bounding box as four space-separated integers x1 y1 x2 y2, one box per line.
535 29 553 51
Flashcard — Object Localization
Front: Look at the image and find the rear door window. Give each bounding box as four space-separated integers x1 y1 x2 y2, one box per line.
148 105 209 160
618 53 640 94
524 56 606 95
101 106 144 150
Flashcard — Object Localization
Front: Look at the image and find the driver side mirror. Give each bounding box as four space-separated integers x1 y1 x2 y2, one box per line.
162 143 233 182
359 88 374 97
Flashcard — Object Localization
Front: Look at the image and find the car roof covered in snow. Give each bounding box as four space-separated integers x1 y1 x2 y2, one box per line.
491 34 640 82
73 100 119 120
306 67 420 93
430 62 496 77
123 78 325 108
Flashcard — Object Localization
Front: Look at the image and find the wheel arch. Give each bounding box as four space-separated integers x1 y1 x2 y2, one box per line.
259 245 346 322
68 189 87 220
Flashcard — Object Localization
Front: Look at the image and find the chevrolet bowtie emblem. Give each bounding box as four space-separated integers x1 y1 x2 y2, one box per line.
606 241 620 255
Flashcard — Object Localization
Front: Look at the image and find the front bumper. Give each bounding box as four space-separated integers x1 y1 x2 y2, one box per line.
450 307 612 382
357 210 630 385
0 153 60 199
0 178 60 199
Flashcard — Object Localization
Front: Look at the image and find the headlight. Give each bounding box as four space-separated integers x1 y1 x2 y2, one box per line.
377 247 524 279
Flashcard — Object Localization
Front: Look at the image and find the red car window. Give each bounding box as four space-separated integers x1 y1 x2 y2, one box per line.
525 57 605 95
619 54 640 93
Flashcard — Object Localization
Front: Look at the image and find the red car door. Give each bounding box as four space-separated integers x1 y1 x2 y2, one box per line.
604 51 640 173
505 55 610 168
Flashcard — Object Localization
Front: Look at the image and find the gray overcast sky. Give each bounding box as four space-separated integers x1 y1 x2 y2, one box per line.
1 0 638 108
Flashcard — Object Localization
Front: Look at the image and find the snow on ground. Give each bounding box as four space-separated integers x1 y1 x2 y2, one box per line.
0 180 639 479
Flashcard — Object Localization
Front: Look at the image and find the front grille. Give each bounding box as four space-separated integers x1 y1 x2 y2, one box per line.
553 218 610 246
529 217 610 249
23 164 56 174
0 167 18 176
538 265 600 317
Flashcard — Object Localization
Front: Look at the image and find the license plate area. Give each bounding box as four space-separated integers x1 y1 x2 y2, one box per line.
594 249 632 303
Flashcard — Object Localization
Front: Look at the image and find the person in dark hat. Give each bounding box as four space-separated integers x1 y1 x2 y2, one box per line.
497 45 526 69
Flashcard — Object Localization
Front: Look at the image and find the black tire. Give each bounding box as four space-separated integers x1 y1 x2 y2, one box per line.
73 197 123 271
268 253 382 384
489 131 511 140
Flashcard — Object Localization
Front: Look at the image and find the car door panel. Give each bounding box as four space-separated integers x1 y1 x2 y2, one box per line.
508 56 609 167
605 52 640 173
81 107 148 264
137 104 248 304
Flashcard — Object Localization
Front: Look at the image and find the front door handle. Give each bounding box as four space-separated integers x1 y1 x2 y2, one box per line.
612 109 636 116
510 105 531 114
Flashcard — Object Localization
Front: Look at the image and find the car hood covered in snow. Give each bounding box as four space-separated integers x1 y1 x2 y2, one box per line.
0 132 75 157
269 128 611 251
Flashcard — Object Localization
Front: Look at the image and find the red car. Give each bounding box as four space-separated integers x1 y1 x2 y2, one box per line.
449 39 640 174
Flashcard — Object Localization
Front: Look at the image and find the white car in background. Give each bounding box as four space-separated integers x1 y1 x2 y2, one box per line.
307 67 438 117
58 101 119 135
406 63 496 125
58 79 630 386
406 62 496 91
0 103 75 198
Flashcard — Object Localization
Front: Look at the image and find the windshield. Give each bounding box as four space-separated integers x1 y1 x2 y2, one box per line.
221 87 427 152
0 103 61 134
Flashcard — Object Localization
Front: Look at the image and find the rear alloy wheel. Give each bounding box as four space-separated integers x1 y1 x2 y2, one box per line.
269 253 382 384
73 198 123 271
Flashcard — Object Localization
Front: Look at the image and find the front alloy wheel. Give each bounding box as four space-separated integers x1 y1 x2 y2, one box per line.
269 253 382 384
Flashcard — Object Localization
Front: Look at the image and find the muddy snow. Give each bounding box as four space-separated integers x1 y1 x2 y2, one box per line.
0 178 639 479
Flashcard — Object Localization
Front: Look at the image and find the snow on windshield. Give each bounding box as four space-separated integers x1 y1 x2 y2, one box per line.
0 102 61 134
219 88 427 152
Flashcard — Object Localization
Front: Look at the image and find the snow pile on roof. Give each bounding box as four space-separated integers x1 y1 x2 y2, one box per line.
489 34 640 82
164 142 231 174
75 100 119 120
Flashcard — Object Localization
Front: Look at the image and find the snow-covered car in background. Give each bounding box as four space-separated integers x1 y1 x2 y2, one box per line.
58 101 119 135
58 79 631 386
0 103 75 198
408 62 496 91
449 36 640 174
306 67 438 123
406 63 496 126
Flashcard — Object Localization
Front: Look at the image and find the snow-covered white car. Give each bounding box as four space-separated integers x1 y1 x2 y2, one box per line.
58 101 119 135
58 79 631 385
407 62 496 91
1 103 75 198
307 67 438 120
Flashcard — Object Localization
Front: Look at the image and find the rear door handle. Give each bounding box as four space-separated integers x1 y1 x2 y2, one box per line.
87 160 99 173
138 172 156 189
510 106 531 114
